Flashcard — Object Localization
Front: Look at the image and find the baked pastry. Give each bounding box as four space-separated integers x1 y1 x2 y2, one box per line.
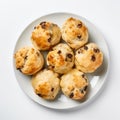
47 43 74 74
31 21 61 50
31 69 60 100
14 47 44 75
60 69 89 100
75 43 103 73
62 17 88 49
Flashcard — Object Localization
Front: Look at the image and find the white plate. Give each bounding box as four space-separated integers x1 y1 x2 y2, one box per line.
13 12 110 109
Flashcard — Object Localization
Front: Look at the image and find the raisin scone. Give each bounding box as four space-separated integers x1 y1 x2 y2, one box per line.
14 47 44 75
62 17 88 49
47 43 74 74
75 43 103 73
31 21 61 50
60 69 89 100
31 69 60 100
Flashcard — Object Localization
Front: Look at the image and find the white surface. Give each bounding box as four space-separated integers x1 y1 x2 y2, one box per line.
0 0 120 119
13 12 109 109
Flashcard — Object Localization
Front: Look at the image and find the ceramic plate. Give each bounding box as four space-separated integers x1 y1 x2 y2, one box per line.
13 12 110 109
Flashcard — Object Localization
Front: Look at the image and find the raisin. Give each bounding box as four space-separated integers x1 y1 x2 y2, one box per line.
51 88 54 92
65 53 73 62
84 46 88 50
37 94 42 97
52 66 54 68
67 53 73 58
78 50 82 54
24 56 28 60
91 55 96 61
82 74 85 78
57 50 61 54
17 68 22 72
78 49 83 54
77 23 82 28
48 33 53 42
34 26 36 29
83 85 88 91
77 35 82 39
93 48 100 53
78 51 80 54
72 64 75 68
40 21 46 25
48 37 51 42
80 89 84 94
40 21 46 29
69 93 74 98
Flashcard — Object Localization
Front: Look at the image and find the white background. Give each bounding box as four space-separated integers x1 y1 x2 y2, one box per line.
0 0 120 120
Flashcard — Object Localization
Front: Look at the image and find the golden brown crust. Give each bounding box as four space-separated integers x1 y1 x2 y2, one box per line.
32 69 60 100
47 43 74 74
14 18 104 102
14 47 44 75
60 69 89 100
31 21 61 50
62 17 88 49
75 43 103 73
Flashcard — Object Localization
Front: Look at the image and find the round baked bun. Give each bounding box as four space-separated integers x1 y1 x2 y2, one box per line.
60 69 89 100
31 21 61 50
32 69 60 100
75 43 103 73
14 47 44 75
62 17 88 49
47 43 74 74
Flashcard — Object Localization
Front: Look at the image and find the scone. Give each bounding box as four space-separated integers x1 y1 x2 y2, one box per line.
47 43 74 74
75 43 103 73
31 21 61 50
14 47 44 75
62 17 88 49
31 69 60 100
60 69 89 100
